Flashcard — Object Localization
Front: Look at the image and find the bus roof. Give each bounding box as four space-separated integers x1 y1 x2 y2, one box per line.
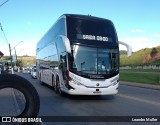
61 14 112 22
36 14 114 51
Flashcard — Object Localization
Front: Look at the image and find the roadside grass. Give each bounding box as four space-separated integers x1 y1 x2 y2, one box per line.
17 56 36 67
120 69 160 73
120 72 160 85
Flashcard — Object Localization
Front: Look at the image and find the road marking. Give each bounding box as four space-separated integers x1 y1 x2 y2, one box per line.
118 93 160 107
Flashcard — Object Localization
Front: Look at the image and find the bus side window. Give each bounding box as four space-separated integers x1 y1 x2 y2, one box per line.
56 37 65 54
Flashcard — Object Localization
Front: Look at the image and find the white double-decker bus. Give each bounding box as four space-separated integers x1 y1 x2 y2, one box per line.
36 14 131 95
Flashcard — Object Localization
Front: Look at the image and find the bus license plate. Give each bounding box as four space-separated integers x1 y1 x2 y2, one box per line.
93 91 102 94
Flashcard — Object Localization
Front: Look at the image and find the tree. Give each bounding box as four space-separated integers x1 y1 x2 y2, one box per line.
150 48 158 58
16 60 23 67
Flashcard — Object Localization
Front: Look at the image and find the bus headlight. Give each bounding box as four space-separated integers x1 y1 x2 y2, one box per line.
70 78 82 86
111 77 119 86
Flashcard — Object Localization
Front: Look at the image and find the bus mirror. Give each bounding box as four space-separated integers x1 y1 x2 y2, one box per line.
59 35 71 53
119 41 132 56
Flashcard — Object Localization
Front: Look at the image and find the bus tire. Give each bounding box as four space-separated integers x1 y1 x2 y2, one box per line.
57 76 64 96
0 74 40 117
55 76 63 95
39 73 44 85
52 75 55 89
55 76 59 94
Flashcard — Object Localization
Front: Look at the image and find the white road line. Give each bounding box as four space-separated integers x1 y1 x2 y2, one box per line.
118 93 160 107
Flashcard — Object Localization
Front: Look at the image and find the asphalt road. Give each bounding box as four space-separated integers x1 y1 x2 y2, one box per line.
18 73 160 125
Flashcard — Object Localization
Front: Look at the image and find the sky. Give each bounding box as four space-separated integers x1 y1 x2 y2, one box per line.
0 0 160 56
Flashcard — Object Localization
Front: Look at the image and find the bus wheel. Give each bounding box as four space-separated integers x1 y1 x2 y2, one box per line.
56 76 63 95
55 77 58 93
52 76 56 89
39 74 44 85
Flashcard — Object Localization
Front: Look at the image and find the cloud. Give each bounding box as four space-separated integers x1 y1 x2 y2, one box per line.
152 33 160 37
127 37 149 42
120 37 151 52
120 35 160 52
130 29 145 33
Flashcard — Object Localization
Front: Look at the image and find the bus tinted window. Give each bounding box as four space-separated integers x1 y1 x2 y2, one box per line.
37 18 65 51
56 37 66 54
67 17 117 44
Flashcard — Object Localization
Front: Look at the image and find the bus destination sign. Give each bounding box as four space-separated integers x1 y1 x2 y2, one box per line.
77 34 108 42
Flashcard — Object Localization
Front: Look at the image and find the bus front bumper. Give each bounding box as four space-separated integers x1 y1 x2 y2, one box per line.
65 82 119 95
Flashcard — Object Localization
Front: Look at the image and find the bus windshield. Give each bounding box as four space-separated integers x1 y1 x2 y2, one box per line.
69 45 119 78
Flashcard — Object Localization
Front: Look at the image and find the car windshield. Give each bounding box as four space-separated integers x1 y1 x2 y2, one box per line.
69 45 119 75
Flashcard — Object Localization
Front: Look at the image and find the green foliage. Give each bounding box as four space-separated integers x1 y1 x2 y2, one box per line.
120 50 127 58
120 47 160 66
150 47 158 57
1 56 11 60
21 57 36 67
120 69 160 72
120 50 127 55
16 60 23 67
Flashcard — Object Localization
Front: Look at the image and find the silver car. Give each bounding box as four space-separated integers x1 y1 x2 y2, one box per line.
31 68 37 78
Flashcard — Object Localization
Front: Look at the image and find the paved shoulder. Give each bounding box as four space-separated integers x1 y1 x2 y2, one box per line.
120 81 160 90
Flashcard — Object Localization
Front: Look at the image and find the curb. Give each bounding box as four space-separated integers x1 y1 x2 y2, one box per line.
120 81 160 90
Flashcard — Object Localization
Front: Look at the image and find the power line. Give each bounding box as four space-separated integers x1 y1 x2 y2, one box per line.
0 0 9 8
0 28 6 44
0 22 9 44
0 0 10 43
0 22 12 66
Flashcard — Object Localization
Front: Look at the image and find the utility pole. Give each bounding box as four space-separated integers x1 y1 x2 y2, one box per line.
11 41 23 68
0 22 13 68
9 43 12 65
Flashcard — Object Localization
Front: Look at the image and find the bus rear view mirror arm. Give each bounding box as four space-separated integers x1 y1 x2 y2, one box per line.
59 35 71 53
119 41 132 56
